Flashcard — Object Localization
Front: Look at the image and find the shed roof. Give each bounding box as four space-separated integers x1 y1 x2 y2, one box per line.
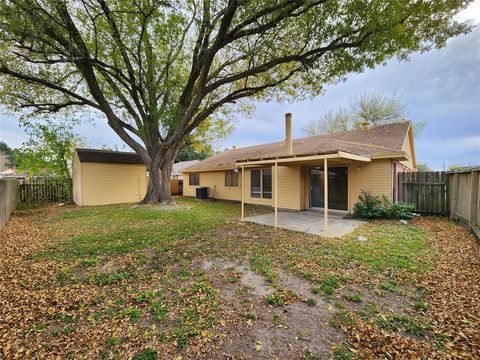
76 148 144 164
182 122 411 172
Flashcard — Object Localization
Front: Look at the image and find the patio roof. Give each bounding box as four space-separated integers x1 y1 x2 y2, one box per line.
235 150 372 167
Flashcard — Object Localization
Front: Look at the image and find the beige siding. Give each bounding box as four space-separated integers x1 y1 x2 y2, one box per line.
276 165 302 210
183 169 272 206
183 166 302 210
400 133 416 171
72 152 83 205
183 171 241 201
80 162 148 206
349 159 392 212
299 166 306 209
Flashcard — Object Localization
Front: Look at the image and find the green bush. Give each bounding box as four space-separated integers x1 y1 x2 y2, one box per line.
353 191 416 220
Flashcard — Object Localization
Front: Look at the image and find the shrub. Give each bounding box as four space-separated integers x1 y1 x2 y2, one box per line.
353 191 415 220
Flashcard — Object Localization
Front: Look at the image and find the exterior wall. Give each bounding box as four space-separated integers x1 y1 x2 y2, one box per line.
276 165 302 210
349 159 393 212
72 152 83 205
183 171 241 201
183 159 394 213
183 165 302 210
78 162 148 206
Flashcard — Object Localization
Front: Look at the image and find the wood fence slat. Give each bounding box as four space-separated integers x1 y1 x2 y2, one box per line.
397 171 448 215
19 178 71 205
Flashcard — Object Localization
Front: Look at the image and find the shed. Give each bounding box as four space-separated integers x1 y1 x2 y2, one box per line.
72 148 148 206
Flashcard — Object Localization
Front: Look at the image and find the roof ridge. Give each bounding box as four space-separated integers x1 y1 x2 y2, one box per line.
327 138 400 152
294 120 410 143
76 147 137 155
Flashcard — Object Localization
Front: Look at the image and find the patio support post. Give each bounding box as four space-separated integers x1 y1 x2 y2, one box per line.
324 158 328 233
274 162 278 228
241 165 244 219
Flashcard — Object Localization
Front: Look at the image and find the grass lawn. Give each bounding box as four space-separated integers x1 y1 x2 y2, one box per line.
1 197 478 359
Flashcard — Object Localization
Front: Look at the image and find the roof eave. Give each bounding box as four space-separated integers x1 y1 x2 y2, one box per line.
235 151 371 166
370 152 409 161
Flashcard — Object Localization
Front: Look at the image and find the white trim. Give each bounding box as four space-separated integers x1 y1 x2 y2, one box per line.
241 166 244 219
324 158 328 233
274 162 278 228
236 151 371 166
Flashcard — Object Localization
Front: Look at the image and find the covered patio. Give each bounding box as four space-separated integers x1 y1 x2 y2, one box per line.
243 209 365 237
237 149 371 236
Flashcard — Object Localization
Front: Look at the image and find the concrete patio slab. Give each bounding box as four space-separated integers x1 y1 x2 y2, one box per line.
243 210 365 237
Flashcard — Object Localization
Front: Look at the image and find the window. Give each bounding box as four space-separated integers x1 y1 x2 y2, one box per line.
225 170 239 187
189 173 200 186
251 169 261 197
250 168 272 199
262 168 272 198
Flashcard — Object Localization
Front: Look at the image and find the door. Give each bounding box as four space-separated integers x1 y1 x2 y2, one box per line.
309 167 348 210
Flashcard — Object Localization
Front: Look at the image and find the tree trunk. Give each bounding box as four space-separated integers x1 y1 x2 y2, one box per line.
140 148 177 204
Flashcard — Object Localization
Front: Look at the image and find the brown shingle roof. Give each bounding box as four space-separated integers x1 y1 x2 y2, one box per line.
76 148 144 164
182 122 411 172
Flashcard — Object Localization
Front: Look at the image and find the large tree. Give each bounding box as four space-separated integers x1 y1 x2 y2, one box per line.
0 0 472 203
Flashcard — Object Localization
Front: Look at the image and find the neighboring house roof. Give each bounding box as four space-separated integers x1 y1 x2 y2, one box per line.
172 160 200 177
182 122 412 172
76 148 144 164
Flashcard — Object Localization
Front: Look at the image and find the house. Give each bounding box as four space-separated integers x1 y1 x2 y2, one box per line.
72 148 148 206
181 114 416 222
172 160 200 180
72 149 200 206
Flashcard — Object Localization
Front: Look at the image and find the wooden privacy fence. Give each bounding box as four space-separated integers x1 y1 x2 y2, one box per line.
170 179 182 196
397 171 448 215
448 167 480 239
0 179 19 229
20 178 71 204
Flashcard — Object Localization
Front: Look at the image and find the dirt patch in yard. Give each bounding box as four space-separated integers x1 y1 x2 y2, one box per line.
202 258 345 358
202 258 275 297
221 300 344 359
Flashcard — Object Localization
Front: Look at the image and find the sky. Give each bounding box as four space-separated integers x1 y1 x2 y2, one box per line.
1 3 479 170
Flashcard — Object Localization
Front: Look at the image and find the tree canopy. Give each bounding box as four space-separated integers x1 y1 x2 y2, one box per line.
13 119 84 184
0 0 473 203
416 163 432 172
303 92 427 136
0 141 13 168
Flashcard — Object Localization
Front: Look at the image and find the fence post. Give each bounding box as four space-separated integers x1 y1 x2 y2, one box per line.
470 171 479 228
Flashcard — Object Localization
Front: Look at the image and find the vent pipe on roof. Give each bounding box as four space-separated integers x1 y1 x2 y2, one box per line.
285 113 293 156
